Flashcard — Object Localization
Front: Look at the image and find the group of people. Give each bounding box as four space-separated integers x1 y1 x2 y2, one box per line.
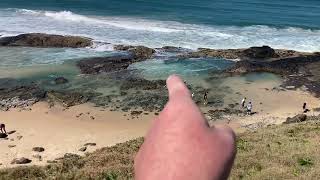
241 98 309 115
241 97 253 115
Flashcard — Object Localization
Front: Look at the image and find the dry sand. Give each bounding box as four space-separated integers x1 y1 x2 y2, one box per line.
0 102 153 168
1 77 320 168
219 76 320 127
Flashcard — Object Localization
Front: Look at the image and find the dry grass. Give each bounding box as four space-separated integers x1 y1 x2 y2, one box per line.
1 122 320 180
230 121 320 180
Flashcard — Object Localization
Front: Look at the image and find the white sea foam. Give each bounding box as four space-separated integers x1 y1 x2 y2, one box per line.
16 9 40 15
90 42 114 52
43 10 181 33
0 8 320 52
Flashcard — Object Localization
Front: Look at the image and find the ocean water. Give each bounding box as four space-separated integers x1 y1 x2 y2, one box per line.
0 0 317 94
0 0 319 52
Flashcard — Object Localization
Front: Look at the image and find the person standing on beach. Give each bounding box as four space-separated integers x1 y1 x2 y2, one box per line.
247 102 253 115
303 102 310 113
0 123 6 134
135 75 236 180
241 97 246 108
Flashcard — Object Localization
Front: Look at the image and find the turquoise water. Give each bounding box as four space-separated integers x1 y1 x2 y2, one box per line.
129 58 234 80
0 0 316 97
0 47 116 67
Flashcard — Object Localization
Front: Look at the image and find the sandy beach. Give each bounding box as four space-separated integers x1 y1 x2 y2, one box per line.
1 76 320 168
0 102 153 168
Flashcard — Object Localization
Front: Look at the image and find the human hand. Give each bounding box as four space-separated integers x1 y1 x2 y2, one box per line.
134 75 236 180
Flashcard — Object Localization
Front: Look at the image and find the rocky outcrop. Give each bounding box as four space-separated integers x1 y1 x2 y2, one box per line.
77 56 132 74
179 46 313 60
225 54 320 75
114 45 155 61
46 91 90 107
241 46 278 59
120 78 166 91
284 114 307 124
0 33 92 48
0 85 45 101
179 48 242 59
0 85 45 110
129 46 155 61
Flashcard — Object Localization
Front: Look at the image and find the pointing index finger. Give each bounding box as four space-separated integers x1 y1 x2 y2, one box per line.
166 75 191 101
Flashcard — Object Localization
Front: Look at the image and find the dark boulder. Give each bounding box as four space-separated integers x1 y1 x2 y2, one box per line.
54 77 69 85
77 56 132 74
0 33 92 48
11 157 32 164
114 45 155 61
129 46 155 60
284 114 307 124
32 147 45 152
242 46 278 59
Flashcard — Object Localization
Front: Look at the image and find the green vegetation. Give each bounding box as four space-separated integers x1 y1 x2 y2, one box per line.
1 121 320 180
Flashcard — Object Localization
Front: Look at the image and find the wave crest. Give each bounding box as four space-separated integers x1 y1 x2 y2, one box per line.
1 8 320 52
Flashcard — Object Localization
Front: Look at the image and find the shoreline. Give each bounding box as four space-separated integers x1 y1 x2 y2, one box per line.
1 33 320 168
1 76 320 167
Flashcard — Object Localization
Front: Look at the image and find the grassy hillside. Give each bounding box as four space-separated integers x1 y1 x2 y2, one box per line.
1 121 320 180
